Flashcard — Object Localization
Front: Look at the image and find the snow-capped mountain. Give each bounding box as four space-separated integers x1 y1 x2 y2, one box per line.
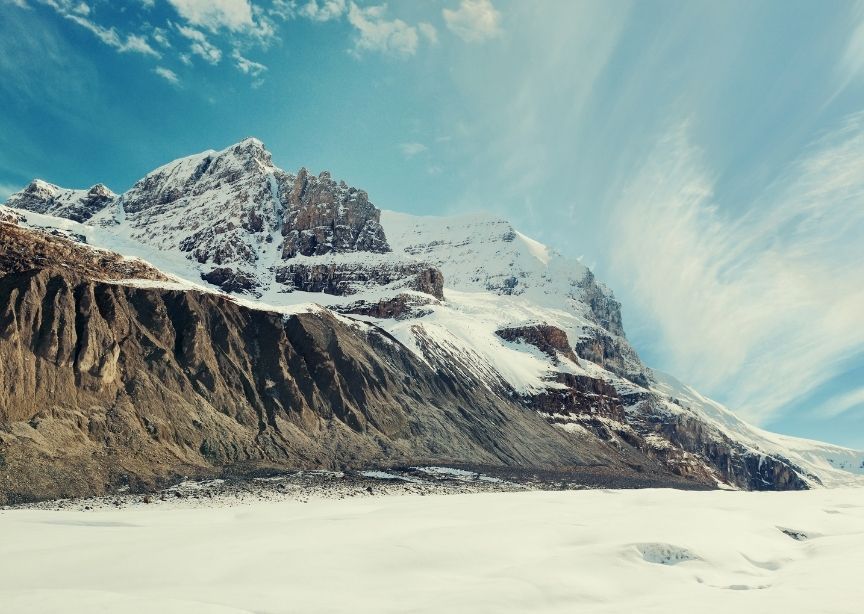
1 138 861 501
5 180 115 223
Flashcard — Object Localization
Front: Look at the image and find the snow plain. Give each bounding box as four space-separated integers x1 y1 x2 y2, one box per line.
1 487 862 613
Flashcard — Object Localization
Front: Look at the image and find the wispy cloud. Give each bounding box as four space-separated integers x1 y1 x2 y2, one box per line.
232 48 267 80
176 24 222 64
443 0 502 43
150 27 171 48
609 113 864 424
399 142 427 158
834 1 864 96
153 65 180 85
813 386 864 419
63 12 160 57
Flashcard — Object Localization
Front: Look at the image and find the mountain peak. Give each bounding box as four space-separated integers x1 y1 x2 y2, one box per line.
5 179 115 223
223 137 271 164
235 136 264 148
87 183 115 198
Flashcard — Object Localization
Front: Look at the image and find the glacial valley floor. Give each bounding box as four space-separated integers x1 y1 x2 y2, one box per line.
1 474 862 613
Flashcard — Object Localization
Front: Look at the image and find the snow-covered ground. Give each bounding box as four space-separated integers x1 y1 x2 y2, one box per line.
1 488 862 613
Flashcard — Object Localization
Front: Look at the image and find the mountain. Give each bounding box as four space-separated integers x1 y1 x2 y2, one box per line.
1 138 861 502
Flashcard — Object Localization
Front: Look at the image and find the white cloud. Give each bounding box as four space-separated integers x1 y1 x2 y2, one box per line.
608 114 864 424
443 0 501 43
151 27 171 48
269 0 296 21
399 142 427 158
418 22 438 44
122 33 160 56
167 0 255 32
64 13 161 57
814 387 864 419
232 49 267 77
25 1 161 57
153 66 180 84
299 0 345 22
176 24 222 64
347 2 419 58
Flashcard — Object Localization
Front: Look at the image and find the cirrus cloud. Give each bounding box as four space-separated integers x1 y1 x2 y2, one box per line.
609 113 864 424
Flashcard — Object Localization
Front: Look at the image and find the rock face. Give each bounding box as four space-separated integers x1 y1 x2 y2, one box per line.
281 168 389 258
575 329 650 387
496 325 580 364
0 228 704 503
274 261 444 299
340 294 434 320
0 220 167 282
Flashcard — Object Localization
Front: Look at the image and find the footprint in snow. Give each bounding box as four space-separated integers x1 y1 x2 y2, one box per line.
741 553 784 571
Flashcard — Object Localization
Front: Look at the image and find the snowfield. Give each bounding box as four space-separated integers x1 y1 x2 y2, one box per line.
2 488 862 613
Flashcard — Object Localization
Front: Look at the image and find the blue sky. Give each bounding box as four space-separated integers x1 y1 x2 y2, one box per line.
2 0 864 447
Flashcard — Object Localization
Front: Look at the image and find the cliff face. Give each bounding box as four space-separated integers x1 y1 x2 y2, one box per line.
281 168 390 259
0 228 704 503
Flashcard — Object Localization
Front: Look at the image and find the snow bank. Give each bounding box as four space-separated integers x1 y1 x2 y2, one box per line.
1 488 862 613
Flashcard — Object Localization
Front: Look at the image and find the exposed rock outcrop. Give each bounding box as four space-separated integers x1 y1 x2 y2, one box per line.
339 294 434 320
577 270 625 337
274 262 444 299
201 267 258 294
0 222 167 282
575 329 651 387
497 324 579 364
281 168 390 259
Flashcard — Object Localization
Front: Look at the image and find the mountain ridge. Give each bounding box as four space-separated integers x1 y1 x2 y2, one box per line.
2 137 862 501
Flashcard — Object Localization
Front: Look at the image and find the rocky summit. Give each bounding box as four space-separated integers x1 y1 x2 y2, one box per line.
1 138 862 503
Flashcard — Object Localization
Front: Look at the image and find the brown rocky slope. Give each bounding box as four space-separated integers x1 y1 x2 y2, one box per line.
0 224 709 503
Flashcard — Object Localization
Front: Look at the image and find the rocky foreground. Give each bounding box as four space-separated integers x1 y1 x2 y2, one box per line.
7 464 711 513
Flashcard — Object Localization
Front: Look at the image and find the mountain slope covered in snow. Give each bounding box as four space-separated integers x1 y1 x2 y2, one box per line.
1 137 861 499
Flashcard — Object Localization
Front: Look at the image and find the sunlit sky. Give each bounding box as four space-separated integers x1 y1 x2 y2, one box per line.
2 0 864 447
